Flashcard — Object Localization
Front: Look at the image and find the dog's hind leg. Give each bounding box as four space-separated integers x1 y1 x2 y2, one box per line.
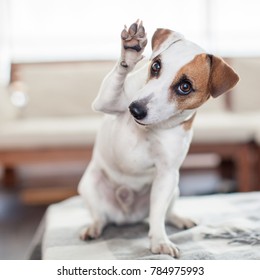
166 189 197 230
167 213 197 230
92 20 147 114
80 218 107 240
78 163 109 240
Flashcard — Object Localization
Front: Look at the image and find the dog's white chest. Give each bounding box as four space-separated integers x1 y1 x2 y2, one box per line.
95 113 155 188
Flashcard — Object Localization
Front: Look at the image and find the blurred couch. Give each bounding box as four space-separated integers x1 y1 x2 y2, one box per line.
191 58 260 192
0 61 113 200
0 58 259 201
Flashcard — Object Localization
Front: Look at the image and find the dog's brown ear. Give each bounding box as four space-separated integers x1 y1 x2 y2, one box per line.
208 55 239 98
152 29 173 52
151 28 184 59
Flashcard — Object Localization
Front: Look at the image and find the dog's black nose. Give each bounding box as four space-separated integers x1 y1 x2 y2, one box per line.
129 101 147 120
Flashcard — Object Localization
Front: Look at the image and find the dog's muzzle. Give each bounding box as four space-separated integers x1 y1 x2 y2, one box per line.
129 101 147 120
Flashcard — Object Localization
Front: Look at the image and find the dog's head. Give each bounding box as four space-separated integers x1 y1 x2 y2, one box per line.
129 28 239 127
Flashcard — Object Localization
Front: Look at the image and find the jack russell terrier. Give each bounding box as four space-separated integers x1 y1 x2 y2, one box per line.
78 20 239 257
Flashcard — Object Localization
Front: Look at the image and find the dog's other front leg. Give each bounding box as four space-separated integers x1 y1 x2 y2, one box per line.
149 169 180 258
93 20 147 114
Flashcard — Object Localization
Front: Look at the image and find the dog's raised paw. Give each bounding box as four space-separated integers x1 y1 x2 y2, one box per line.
120 20 147 67
121 20 147 52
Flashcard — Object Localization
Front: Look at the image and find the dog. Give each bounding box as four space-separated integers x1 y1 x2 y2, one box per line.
78 20 239 257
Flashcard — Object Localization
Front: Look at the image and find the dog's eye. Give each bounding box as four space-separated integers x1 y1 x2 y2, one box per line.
177 80 193 95
150 60 161 77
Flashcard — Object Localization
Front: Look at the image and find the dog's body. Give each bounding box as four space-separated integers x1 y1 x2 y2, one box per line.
78 21 239 257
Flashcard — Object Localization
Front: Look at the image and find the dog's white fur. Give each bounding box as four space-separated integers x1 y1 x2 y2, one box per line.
78 21 239 257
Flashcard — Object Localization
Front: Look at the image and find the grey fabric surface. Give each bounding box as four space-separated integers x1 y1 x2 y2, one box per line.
41 192 260 260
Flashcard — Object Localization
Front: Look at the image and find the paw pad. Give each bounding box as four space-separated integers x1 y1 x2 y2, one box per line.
121 20 147 52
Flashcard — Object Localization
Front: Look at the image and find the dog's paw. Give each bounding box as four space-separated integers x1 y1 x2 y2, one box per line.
120 20 147 68
80 221 104 240
167 214 197 230
150 239 180 258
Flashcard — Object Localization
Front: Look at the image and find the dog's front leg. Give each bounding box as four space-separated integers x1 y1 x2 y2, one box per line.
149 169 180 258
93 20 147 114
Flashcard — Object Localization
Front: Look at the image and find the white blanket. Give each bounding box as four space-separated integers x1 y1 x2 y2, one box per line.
42 192 260 260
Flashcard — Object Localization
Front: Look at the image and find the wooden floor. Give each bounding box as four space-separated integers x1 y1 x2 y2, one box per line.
0 162 235 260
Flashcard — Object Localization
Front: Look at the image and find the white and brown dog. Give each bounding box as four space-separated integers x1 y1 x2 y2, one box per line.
78 20 239 257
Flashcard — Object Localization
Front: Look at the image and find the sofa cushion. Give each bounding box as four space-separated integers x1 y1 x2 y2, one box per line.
232 58 260 112
0 116 102 149
193 112 258 143
15 61 115 118
0 86 20 121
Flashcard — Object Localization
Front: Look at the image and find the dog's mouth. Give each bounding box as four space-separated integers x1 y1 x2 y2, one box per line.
134 119 147 126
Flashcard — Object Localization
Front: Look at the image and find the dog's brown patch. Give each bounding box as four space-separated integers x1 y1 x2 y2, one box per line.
208 55 239 98
182 113 196 131
169 54 211 111
151 28 172 52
